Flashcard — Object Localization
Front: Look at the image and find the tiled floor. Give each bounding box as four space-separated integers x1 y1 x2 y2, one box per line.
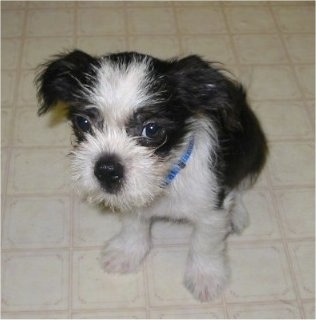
1 1 315 319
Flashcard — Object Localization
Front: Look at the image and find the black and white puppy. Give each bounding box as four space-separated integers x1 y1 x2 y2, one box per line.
36 50 267 302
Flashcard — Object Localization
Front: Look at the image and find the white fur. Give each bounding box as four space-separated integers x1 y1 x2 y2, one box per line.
99 215 151 273
71 128 168 211
73 115 241 302
89 56 159 125
70 62 249 302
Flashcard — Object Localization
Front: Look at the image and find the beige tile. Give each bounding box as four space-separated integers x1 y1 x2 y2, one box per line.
8 148 71 194
229 190 280 242
1 10 25 37
2 1 315 314
176 7 226 34
284 34 315 63
2 148 8 191
2 251 69 312
175 1 221 7
226 242 295 303
78 8 125 36
73 199 121 247
152 220 193 246
22 38 74 69
128 36 180 59
127 1 172 7
17 70 39 105
77 36 127 56
147 247 222 306
1 311 69 319
3 196 70 249
295 65 315 99
218 64 240 80
78 1 124 7
223 1 270 6
233 34 287 64
303 301 315 319
240 66 301 100
181 35 236 64
268 141 314 187
28 1 75 8
13 108 71 147
72 309 147 319
1 109 14 147
224 6 276 33
270 1 315 6
2 70 17 106
150 306 226 319
276 189 314 239
127 7 176 35
252 166 269 189
1 2 26 10
253 101 313 140
2 38 21 70
228 302 300 319
306 100 315 131
72 249 146 309
273 6 315 33
289 241 315 299
26 9 74 37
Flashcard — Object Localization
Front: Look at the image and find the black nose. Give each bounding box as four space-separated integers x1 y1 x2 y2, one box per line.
94 154 124 194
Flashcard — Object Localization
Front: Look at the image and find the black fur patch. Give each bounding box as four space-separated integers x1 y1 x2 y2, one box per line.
35 50 268 208
35 50 101 115
69 106 103 143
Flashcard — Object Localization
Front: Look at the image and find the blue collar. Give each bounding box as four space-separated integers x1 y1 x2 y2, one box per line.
162 136 195 187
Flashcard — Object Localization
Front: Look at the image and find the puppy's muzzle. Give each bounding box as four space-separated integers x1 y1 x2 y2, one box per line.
94 154 124 194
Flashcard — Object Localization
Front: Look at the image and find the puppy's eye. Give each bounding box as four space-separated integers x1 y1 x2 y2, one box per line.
73 115 91 133
142 123 165 139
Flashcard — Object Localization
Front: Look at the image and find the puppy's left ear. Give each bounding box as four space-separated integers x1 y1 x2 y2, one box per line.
169 55 245 131
35 49 98 116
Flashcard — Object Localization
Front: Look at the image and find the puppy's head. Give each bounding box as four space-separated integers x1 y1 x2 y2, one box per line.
36 50 239 211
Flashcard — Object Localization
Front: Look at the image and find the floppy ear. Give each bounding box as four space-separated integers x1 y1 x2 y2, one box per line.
35 49 98 115
169 55 246 131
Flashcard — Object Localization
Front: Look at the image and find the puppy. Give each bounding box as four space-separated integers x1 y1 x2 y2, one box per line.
36 50 267 302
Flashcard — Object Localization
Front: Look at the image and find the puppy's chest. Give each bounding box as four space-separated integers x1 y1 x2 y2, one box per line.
142 175 215 222
142 148 217 221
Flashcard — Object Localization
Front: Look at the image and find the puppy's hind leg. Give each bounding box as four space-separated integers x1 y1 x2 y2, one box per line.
184 209 231 302
226 192 249 234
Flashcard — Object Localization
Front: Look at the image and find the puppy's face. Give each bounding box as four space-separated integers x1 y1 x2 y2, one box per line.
70 60 166 211
36 51 227 211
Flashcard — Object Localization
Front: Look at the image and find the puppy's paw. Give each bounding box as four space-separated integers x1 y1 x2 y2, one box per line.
99 236 150 274
184 257 229 302
231 197 249 234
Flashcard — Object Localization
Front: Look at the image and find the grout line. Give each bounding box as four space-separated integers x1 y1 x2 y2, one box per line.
1 2 314 317
170 1 185 57
268 3 314 112
2 30 315 41
223 7 313 317
1 4 29 239
220 2 241 73
73 0 79 50
1 34 314 44
266 184 307 318
123 2 131 51
143 255 151 317
2 235 315 254
259 6 309 305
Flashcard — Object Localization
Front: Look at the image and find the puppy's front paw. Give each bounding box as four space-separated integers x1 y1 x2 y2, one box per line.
184 256 229 302
99 236 150 274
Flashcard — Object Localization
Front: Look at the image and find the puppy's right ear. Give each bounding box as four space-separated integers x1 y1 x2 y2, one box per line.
35 50 98 116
